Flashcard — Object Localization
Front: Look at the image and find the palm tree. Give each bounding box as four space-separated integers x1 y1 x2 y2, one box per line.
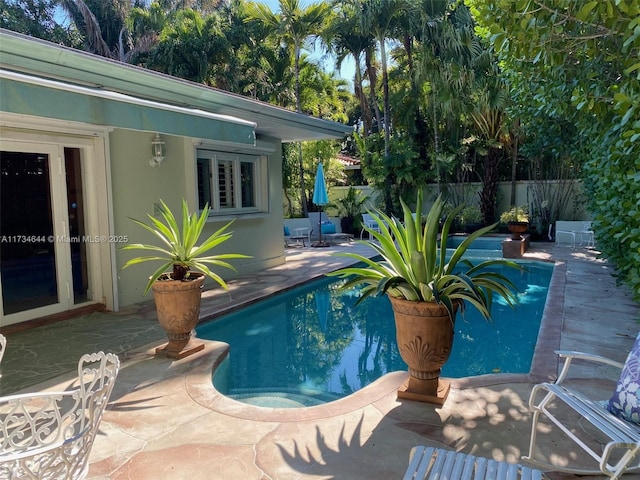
412 2 482 197
125 2 168 65
469 52 511 225
146 9 226 83
162 0 222 13
246 0 331 113
300 62 351 124
323 1 376 135
358 0 408 214
245 0 332 217
55 0 115 57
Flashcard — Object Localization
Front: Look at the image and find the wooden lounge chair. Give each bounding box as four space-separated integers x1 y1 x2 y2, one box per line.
0 351 120 480
404 446 543 480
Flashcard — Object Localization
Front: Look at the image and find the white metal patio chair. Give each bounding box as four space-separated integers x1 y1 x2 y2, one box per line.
0 351 120 480
555 228 576 248
524 348 640 479
404 446 543 480
360 213 383 239
579 221 595 247
284 225 309 247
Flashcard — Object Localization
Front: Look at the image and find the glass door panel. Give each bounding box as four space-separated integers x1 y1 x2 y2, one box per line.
0 150 59 314
65 147 89 304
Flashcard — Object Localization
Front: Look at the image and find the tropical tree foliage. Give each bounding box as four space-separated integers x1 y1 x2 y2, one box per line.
0 0 81 46
246 0 332 216
469 0 640 299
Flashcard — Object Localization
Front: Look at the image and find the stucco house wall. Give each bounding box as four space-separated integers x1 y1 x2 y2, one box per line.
110 130 288 306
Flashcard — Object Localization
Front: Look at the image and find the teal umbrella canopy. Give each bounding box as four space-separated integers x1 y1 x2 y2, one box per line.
312 163 328 206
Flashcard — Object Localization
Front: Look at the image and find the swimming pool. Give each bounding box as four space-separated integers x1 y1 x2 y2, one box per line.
197 259 553 408
446 234 507 250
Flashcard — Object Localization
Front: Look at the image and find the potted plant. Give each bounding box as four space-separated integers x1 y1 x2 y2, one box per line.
122 199 250 359
458 205 483 233
328 190 519 405
334 186 367 235
500 205 529 240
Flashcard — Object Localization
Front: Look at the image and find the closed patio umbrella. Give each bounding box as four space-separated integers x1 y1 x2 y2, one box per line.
312 162 329 247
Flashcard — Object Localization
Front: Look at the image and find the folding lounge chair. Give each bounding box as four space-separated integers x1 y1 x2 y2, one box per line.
308 211 328 239
309 211 342 246
524 340 640 479
404 446 543 480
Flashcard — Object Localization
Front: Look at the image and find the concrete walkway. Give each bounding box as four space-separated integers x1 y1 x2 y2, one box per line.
1 241 639 479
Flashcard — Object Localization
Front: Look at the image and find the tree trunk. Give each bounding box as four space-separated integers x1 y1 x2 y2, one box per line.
380 36 393 215
365 48 383 132
354 58 371 136
294 42 307 217
479 147 501 225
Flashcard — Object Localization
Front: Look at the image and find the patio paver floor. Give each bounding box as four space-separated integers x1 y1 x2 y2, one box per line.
1 241 639 479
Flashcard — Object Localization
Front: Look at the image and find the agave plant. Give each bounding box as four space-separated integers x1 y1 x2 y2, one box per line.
328 191 520 321
121 199 250 294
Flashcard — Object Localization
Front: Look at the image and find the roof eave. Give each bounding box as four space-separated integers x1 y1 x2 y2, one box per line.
0 29 353 141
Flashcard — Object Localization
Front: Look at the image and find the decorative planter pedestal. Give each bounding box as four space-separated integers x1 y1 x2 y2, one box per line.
152 274 205 359
388 296 457 406
507 221 529 240
502 234 530 258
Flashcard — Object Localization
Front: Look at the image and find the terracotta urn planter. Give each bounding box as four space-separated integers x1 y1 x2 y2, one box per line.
328 191 520 407
151 273 205 359
388 295 459 405
507 221 529 240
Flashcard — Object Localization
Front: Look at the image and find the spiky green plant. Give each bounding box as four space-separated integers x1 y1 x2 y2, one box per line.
328 190 520 322
121 199 251 295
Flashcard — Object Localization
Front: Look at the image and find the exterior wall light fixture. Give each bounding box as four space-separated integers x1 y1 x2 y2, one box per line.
150 133 166 167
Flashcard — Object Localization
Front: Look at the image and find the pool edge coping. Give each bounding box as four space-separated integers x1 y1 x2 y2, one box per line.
181 253 562 420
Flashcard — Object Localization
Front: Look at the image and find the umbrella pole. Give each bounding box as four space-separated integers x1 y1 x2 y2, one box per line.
312 207 330 248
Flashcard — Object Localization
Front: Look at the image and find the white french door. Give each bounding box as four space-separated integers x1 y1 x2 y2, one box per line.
0 140 88 322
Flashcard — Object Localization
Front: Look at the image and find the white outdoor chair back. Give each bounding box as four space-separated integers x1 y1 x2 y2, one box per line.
0 351 120 480
360 213 383 239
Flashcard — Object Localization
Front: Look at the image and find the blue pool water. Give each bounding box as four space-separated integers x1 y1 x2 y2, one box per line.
446 235 507 250
198 259 553 408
